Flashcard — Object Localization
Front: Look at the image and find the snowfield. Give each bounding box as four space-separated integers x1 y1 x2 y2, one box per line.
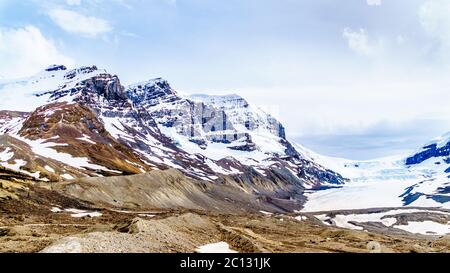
393 221 450 236
312 208 450 236
303 178 419 212
50 208 103 218
196 242 237 253
303 151 450 211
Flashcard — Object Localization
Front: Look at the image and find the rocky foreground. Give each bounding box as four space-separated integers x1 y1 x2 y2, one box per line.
1 170 449 253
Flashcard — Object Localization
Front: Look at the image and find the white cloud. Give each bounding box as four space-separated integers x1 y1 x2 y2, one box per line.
419 0 450 51
366 0 382 6
48 8 112 37
0 26 74 79
66 0 81 5
343 28 373 56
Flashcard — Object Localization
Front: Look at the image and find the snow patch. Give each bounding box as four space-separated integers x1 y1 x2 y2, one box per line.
51 207 63 213
61 173 75 180
393 221 450 235
295 215 308 221
196 242 237 253
314 208 450 234
76 134 96 145
71 211 103 218
16 136 118 173
260 211 273 216
45 165 56 173
52 208 103 218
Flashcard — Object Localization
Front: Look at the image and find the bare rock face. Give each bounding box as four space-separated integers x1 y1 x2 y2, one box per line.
92 75 127 101
48 72 128 107
406 143 450 165
190 94 286 139
127 79 241 143
116 218 151 234
126 78 180 106
45 65 67 72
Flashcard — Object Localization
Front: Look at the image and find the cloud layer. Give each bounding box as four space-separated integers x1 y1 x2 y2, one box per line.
0 26 74 79
419 0 450 57
48 8 112 37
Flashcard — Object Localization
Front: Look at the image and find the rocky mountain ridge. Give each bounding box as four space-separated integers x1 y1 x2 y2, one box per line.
0 65 345 211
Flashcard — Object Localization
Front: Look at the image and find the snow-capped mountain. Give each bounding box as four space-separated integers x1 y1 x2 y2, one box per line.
0 65 345 200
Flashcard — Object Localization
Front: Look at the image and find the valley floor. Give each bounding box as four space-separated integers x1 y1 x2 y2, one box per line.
1 201 450 253
1 169 449 253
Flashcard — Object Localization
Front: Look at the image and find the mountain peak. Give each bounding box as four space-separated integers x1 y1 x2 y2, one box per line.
128 77 171 90
190 93 244 101
63 66 101 80
189 93 249 109
126 77 179 106
0 65 107 112
45 65 67 72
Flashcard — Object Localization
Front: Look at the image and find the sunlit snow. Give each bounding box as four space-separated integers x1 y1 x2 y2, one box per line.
196 242 237 253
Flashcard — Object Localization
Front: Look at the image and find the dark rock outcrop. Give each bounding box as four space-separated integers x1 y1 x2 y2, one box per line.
45 65 67 72
406 143 450 165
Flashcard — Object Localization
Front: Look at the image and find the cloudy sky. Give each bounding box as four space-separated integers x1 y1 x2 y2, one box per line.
1 0 450 159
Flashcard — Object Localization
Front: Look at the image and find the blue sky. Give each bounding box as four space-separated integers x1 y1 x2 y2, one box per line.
1 0 450 159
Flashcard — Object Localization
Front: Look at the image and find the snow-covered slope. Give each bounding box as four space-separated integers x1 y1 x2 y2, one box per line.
0 65 104 112
186 93 287 160
303 137 450 211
